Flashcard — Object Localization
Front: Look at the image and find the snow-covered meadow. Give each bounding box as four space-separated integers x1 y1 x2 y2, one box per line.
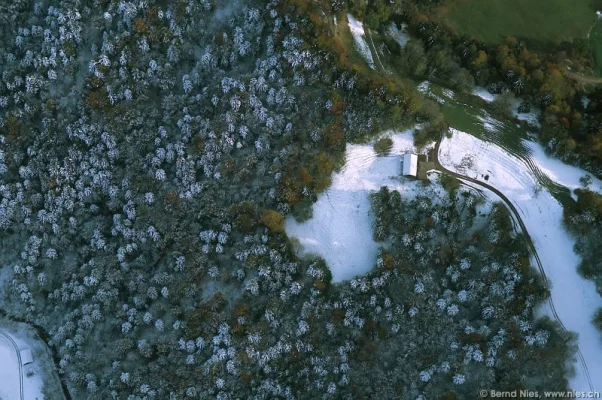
0 328 45 400
347 14 375 69
0 334 21 400
285 129 441 282
440 128 602 391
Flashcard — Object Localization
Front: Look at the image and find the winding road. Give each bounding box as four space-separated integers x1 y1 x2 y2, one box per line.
0 328 24 400
433 137 595 392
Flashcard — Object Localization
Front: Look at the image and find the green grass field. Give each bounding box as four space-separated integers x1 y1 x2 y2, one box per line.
442 0 597 45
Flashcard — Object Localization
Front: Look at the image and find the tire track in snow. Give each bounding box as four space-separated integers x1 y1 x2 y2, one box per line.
366 28 389 74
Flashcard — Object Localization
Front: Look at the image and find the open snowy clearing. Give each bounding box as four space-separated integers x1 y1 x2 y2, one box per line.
286 129 442 282
0 328 45 400
0 334 21 400
347 14 375 69
440 128 602 391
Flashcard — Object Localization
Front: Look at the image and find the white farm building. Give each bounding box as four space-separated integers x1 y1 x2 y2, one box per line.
402 153 418 177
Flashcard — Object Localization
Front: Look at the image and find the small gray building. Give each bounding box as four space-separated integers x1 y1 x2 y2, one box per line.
20 348 33 365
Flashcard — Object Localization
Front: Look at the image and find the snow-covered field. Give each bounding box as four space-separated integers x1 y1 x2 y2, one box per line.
0 328 45 400
440 128 602 391
0 334 21 400
286 129 441 282
347 14 375 69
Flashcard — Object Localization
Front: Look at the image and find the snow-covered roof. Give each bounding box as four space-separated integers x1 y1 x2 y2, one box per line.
20 348 33 365
402 153 418 176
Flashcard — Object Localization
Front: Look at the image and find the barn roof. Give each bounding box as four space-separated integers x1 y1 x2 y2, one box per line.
403 153 418 176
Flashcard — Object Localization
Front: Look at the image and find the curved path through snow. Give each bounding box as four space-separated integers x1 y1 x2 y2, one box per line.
434 136 595 392
0 328 24 400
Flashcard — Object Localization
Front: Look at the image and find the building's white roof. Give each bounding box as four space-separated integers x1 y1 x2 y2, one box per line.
402 153 418 176
20 348 33 365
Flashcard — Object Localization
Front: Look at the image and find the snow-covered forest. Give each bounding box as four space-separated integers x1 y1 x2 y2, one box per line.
0 0 417 397
0 0 588 398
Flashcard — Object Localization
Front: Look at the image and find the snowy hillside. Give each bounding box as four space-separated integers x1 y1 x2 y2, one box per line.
440 128 602 391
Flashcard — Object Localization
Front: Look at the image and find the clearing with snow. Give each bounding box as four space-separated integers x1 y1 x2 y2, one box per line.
285 129 441 282
0 327 45 400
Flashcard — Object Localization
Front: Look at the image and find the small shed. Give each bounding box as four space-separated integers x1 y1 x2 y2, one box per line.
20 348 33 365
402 153 418 177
